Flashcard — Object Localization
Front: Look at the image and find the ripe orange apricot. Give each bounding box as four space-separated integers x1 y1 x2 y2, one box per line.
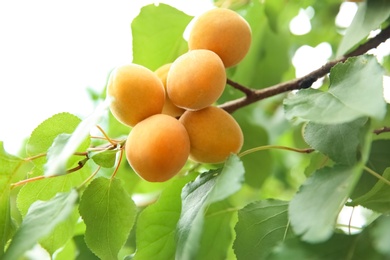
107 64 165 127
125 114 190 182
155 63 185 117
179 106 243 163
167 49 226 111
188 8 252 68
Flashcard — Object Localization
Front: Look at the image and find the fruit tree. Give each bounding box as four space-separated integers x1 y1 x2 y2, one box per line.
2 1 390 259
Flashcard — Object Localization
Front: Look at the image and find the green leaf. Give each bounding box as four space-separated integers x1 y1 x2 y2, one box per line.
234 199 293 260
16 164 91 254
268 232 383 260
79 177 137 260
89 149 118 168
347 168 390 212
131 3 192 71
284 55 386 124
4 190 79 260
351 139 390 199
289 165 362 243
44 100 110 176
26 112 83 172
0 142 23 256
176 155 245 260
303 117 368 166
337 0 390 56
133 175 194 260
197 200 236 260
371 215 390 255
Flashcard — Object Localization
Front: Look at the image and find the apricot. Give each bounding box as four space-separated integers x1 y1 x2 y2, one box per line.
107 64 165 127
154 63 185 117
188 8 252 68
179 106 243 163
167 49 226 111
125 114 190 182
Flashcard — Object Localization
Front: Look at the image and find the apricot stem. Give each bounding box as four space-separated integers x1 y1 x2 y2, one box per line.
95 125 117 145
238 145 315 158
111 146 124 179
364 166 390 186
11 158 89 188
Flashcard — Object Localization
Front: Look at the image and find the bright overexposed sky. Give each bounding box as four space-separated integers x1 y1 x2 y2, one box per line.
0 0 214 155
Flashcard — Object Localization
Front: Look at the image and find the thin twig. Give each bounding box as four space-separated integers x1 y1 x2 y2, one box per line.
373 126 390 135
220 26 390 113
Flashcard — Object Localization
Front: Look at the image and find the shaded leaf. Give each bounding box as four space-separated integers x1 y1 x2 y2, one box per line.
234 199 293 260
284 55 386 124
347 168 390 213
289 165 362 243
268 232 383 260
176 155 244 260
89 149 118 168
4 190 79 260
371 215 390 255
131 3 192 71
197 200 236 260
303 117 368 166
79 177 137 260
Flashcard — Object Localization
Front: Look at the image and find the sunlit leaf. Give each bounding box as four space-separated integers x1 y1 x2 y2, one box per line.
0 142 23 257
289 164 362 243
134 175 195 260
131 3 192 71
176 155 244 260
337 0 390 56
284 55 386 124
234 199 293 259
44 99 110 176
79 177 137 260
4 190 79 260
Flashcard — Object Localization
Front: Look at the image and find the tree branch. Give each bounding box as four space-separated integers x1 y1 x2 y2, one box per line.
220 25 390 113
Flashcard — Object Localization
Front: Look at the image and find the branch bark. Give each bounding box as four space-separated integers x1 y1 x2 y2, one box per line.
219 26 390 114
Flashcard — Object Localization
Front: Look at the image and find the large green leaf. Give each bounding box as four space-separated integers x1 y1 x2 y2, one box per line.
337 0 390 56
289 164 362 243
347 168 390 212
234 199 294 259
26 112 84 171
197 200 236 260
131 3 192 71
371 215 390 256
303 117 368 166
0 142 22 256
79 177 137 260
176 155 244 260
4 190 79 260
284 55 386 124
268 232 384 259
133 175 195 260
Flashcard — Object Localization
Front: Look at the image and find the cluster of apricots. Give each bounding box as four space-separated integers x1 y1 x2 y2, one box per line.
107 8 252 182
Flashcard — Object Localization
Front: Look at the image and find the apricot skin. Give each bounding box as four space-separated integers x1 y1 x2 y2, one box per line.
155 63 185 117
188 8 252 68
167 49 226 111
179 106 243 163
125 114 190 182
107 64 165 127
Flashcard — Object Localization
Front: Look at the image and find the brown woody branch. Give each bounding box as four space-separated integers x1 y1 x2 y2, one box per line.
220 26 390 114
373 126 390 135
